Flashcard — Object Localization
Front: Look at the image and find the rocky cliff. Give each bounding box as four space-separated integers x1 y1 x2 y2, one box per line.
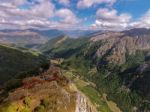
76 92 97 112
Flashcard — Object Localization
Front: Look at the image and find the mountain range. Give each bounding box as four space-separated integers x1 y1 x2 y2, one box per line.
0 28 149 112
0 29 95 46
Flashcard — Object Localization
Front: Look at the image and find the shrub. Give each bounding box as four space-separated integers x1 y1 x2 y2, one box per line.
41 99 50 109
34 105 45 112
23 97 31 107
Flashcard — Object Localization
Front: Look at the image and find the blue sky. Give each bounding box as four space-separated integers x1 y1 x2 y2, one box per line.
0 0 150 30
114 0 150 19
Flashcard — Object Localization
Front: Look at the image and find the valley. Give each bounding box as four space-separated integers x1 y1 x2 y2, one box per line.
0 28 150 112
39 28 150 112
0 0 150 112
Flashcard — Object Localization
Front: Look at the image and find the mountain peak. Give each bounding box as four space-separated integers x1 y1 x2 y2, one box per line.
122 28 150 36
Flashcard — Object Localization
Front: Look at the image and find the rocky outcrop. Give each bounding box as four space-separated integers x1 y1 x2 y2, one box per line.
75 92 97 112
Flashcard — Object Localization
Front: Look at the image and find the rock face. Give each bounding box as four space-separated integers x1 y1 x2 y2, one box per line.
90 29 150 65
75 92 97 112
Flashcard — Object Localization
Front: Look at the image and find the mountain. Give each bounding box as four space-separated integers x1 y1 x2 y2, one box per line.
0 35 114 112
122 28 150 36
40 28 150 112
0 45 49 85
62 30 96 38
0 29 64 48
0 29 96 45
0 28 150 112
0 29 96 49
39 35 89 56
27 29 64 39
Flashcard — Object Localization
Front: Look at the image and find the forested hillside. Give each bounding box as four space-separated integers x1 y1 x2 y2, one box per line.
0 45 49 84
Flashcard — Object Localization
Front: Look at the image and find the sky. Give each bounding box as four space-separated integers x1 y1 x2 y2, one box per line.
0 0 150 30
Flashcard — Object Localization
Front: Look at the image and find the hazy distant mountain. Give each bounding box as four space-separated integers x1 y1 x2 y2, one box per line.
27 29 64 39
0 29 64 45
62 30 96 38
122 28 150 36
0 29 95 49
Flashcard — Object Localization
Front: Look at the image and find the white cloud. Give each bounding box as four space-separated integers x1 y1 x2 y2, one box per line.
125 9 150 29
0 0 80 29
77 0 116 9
0 0 55 19
92 8 150 30
93 8 132 30
137 9 150 28
142 10 150 24
30 0 55 18
0 0 150 30
58 0 70 6
56 8 80 24
0 0 56 29
0 0 26 6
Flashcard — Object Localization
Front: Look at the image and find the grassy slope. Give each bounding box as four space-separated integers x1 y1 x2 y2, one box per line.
0 45 48 84
40 35 89 58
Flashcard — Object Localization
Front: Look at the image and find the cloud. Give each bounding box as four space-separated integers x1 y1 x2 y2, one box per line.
58 0 70 6
0 0 55 29
141 10 150 25
0 0 80 29
56 8 80 24
92 8 132 30
77 0 116 9
0 0 150 30
92 8 150 30
0 0 26 6
0 0 55 19
30 0 55 18
129 9 150 28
